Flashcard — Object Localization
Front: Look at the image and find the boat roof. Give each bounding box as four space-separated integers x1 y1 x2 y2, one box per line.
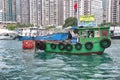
64 26 110 31
77 26 110 30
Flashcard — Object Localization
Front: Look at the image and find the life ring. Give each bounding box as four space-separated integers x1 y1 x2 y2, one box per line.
58 43 65 50
65 44 73 51
35 41 46 50
50 43 56 49
100 39 111 48
85 42 93 50
75 43 82 50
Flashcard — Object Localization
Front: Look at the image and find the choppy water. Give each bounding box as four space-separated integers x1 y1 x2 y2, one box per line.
0 40 120 80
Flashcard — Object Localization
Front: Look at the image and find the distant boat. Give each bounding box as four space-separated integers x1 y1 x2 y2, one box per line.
0 29 18 40
110 26 120 39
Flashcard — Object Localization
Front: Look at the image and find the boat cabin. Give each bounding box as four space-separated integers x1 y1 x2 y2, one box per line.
76 26 110 44
67 26 110 44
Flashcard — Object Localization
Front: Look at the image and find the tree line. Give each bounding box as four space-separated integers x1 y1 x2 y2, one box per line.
6 17 120 30
6 23 34 30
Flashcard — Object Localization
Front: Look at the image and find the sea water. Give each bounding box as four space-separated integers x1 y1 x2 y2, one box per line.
0 40 120 80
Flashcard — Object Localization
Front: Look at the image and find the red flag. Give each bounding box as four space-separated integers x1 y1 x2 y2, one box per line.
74 3 78 10
74 3 78 13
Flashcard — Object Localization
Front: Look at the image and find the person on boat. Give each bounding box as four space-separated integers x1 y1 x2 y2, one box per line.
65 31 72 43
72 29 79 42
67 31 72 40
88 30 94 37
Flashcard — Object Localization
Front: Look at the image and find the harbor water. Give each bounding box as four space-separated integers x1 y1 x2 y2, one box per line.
0 40 120 80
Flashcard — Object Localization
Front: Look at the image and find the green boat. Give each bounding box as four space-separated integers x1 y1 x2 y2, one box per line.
35 26 111 55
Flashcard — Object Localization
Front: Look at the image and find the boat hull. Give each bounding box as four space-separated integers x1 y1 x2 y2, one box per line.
44 41 105 55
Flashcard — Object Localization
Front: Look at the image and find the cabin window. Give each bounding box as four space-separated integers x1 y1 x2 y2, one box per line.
102 30 108 36
81 30 87 38
88 30 94 37
95 31 100 37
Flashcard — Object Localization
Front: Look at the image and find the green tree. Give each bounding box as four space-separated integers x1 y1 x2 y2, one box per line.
63 17 78 28
6 24 17 30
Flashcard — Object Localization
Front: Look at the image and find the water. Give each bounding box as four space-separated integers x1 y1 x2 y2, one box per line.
0 40 120 80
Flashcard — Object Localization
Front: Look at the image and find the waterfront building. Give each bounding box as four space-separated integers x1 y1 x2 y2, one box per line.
20 0 30 24
106 0 120 23
90 0 103 24
30 0 42 26
2 0 16 23
30 0 64 27
64 0 103 24
0 10 3 23
63 0 81 21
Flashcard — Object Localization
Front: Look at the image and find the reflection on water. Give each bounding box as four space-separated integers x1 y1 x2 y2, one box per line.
0 40 120 80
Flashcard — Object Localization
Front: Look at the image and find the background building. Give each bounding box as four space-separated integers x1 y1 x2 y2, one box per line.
106 0 120 23
0 10 3 23
2 0 16 23
64 0 103 24
20 0 30 24
64 0 81 21
41 0 64 26
91 0 103 24
30 0 64 27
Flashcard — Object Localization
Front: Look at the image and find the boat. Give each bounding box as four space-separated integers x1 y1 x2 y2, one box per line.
35 26 111 55
0 29 18 40
110 26 120 39
34 15 111 55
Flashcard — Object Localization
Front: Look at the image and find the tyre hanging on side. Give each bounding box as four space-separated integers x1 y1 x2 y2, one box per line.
35 41 46 50
65 44 73 51
85 42 93 50
100 38 111 48
58 43 65 50
50 43 56 49
75 43 82 50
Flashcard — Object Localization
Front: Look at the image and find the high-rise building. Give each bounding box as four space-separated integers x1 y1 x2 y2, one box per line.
20 0 30 24
91 0 103 24
64 0 103 24
64 0 81 21
30 0 64 26
30 0 42 26
0 0 2 9
0 10 3 23
2 0 16 23
106 0 120 23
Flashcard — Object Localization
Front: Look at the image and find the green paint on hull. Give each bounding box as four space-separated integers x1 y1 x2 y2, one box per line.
45 41 105 55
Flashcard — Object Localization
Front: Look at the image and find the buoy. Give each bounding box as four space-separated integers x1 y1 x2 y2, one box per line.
22 40 35 49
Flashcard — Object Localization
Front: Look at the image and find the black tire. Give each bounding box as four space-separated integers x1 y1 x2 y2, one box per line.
50 43 56 49
65 44 73 51
35 41 40 49
100 39 111 48
75 43 82 50
85 42 93 50
35 41 46 50
58 43 65 50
